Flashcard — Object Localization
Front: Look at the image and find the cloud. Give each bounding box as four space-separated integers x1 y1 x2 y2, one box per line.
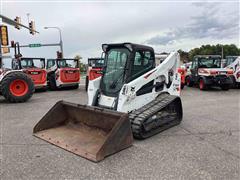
146 32 176 45
2 1 238 61
146 2 239 46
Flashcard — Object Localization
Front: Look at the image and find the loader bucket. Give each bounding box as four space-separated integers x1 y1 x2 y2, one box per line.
33 101 133 162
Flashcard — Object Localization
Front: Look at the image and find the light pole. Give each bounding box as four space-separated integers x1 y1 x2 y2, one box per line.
44 26 63 57
26 13 30 23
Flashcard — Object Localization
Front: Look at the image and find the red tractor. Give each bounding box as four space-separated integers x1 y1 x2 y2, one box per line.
0 55 35 103
85 57 104 91
11 42 47 90
46 58 80 90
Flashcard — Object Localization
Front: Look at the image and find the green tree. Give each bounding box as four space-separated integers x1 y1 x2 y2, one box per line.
74 55 86 73
188 44 240 61
74 55 82 61
178 49 189 62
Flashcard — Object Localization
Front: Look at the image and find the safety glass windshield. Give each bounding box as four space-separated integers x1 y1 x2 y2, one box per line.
101 48 129 96
57 59 79 68
21 58 45 68
198 57 221 68
88 59 104 68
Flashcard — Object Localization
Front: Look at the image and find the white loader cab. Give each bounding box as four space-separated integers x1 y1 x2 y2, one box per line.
225 56 240 88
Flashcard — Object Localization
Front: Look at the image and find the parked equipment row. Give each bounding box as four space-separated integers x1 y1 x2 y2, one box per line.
0 42 80 102
179 55 240 90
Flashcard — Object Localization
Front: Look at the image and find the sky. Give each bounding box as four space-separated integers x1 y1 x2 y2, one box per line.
0 0 239 63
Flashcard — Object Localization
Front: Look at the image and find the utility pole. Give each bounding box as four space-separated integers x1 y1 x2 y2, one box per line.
27 13 30 24
221 45 224 68
221 45 224 59
44 26 64 58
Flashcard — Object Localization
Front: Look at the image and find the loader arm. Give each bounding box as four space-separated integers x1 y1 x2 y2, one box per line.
122 52 180 94
227 57 240 71
117 52 181 112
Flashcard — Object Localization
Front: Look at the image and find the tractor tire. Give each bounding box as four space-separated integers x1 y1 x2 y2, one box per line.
85 76 89 91
1 71 34 103
186 76 194 87
221 85 230 91
199 79 208 90
48 74 58 90
230 76 236 88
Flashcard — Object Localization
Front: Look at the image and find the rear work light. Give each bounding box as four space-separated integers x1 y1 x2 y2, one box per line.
198 69 209 74
210 70 217 75
227 70 234 75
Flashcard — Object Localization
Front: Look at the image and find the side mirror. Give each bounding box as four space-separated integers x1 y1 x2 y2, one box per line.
101 52 105 59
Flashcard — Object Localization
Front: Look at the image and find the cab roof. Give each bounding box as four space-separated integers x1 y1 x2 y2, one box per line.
88 57 104 60
47 58 77 60
21 57 45 60
102 42 154 52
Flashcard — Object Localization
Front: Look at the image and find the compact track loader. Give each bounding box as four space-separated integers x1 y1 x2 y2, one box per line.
46 58 80 90
85 57 104 91
224 56 240 88
34 43 183 162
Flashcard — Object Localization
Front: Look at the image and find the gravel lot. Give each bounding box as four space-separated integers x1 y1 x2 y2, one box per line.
0 84 239 180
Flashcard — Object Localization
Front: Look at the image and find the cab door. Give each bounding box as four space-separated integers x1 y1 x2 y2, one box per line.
190 57 198 83
129 49 155 82
128 49 155 96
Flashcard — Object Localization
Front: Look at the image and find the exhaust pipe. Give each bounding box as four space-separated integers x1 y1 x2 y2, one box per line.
33 101 133 162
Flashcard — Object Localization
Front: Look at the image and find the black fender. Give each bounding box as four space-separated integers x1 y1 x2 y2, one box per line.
198 76 211 85
186 75 193 81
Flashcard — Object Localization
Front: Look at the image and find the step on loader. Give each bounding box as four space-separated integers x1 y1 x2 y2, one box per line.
33 43 183 162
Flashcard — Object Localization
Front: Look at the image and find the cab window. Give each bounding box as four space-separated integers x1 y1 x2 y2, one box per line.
191 58 198 69
131 50 154 80
47 59 56 69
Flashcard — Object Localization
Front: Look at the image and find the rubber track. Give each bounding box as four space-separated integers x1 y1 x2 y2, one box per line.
129 93 182 139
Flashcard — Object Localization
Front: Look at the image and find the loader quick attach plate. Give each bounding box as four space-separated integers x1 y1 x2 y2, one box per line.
33 101 133 162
